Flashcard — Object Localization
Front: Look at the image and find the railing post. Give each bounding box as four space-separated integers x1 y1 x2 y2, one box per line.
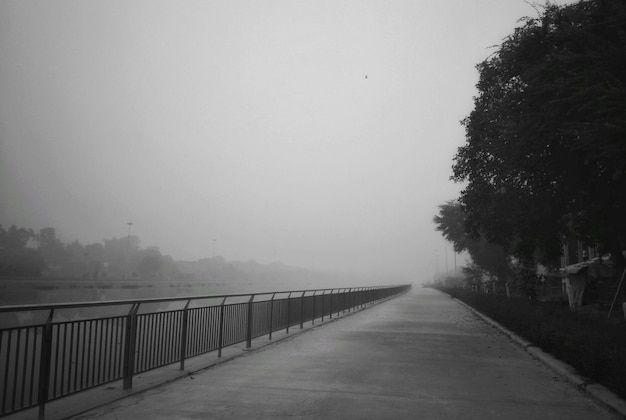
123 303 140 390
321 290 326 322
347 288 353 313
286 292 292 333
338 289 342 316
268 293 276 340
329 289 333 319
179 300 191 371
299 291 305 329
218 297 227 358
361 287 365 308
311 291 316 325
37 309 54 420
246 295 255 348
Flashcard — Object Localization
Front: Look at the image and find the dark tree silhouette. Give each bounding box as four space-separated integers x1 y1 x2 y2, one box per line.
453 0 626 267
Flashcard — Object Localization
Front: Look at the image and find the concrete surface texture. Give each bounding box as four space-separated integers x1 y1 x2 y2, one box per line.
70 288 617 419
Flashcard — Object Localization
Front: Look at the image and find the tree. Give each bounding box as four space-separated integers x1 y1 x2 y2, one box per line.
453 0 626 268
37 227 68 273
462 263 486 291
1 225 35 251
0 225 44 276
137 247 164 278
432 200 470 253
434 201 514 293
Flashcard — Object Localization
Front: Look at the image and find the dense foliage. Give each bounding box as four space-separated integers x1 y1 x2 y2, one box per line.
434 201 544 297
441 286 626 399
434 201 513 285
452 0 626 267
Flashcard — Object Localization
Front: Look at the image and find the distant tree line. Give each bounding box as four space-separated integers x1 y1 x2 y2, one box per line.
0 224 179 279
434 0 626 294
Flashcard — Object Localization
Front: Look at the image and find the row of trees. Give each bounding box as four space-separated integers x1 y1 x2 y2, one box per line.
0 224 179 279
435 0 626 294
434 200 541 297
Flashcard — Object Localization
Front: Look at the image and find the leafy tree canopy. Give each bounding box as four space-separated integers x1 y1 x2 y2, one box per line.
433 201 513 282
0 225 43 276
453 0 626 267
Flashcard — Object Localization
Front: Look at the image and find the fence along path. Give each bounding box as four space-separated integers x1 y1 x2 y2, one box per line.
0 284 411 419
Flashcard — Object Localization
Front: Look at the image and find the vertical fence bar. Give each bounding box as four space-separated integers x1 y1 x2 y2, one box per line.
97 320 104 385
336 289 340 315
30 328 39 405
321 290 325 322
337 289 342 317
70 323 77 394
179 300 191 370
52 325 60 399
359 287 364 308
268 293 276 340
322 289 326 322
347 288 353 313
299 292 305 329
286 292 292 334
2 330 11 414
312 291 316 325
123 303 140 390
79 322 87 390
217 297 227 358
13 329 22 412
246 295 255 349
329 289 334 319
86 321 94 389
37 309 54 420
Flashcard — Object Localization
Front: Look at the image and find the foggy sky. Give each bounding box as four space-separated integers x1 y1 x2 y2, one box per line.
0 1 573 282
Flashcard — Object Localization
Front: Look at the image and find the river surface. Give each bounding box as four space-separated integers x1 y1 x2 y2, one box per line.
0 277 336 328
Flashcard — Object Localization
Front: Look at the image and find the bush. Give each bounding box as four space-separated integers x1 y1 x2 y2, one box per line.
438 286 626 399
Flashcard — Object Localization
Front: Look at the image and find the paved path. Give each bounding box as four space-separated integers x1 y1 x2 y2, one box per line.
71 288 617 419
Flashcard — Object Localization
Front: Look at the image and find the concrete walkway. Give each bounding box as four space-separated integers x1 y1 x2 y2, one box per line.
69 288 617 419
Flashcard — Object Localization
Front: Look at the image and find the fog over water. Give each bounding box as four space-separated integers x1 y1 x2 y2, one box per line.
0 1 576 285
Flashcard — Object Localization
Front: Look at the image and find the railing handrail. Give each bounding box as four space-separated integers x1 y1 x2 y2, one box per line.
0 284 406 313
0 283 412 418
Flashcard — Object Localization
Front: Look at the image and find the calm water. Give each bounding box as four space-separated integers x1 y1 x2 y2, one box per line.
0 277 330 328
0 277 329 307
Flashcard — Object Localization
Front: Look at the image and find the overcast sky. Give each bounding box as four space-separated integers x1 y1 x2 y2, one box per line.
0 0 574 282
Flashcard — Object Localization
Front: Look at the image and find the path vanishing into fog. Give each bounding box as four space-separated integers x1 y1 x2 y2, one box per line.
69 288 616 420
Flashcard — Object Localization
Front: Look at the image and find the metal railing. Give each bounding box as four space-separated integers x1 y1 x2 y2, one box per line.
0 284 411 418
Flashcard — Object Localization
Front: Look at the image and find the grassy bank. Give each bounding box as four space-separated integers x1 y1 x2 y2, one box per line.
437 286 626 400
